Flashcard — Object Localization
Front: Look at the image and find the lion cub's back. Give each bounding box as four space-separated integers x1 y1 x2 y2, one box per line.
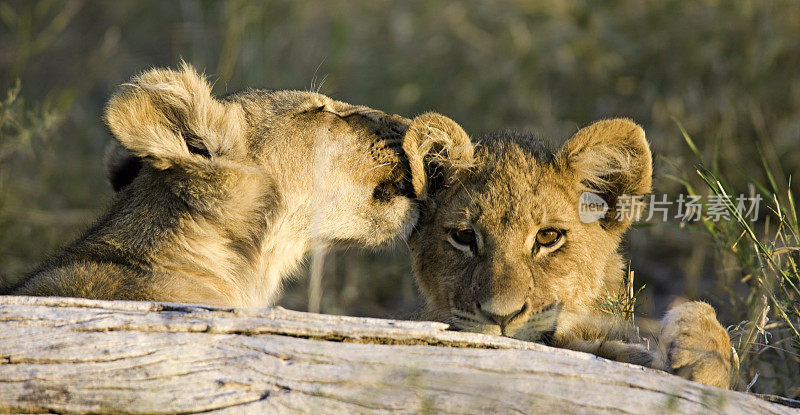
15 262 149 300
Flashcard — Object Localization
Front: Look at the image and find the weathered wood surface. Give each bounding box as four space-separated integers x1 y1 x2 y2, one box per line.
0 296 795 414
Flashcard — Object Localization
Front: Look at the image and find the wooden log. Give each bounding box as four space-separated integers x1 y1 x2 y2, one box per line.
0 295 795 414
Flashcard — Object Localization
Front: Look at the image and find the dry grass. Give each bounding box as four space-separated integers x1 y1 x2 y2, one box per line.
598 265 645 323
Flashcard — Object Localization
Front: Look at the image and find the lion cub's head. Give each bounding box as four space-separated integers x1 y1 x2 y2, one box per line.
105 63 416 248
405 116 652 341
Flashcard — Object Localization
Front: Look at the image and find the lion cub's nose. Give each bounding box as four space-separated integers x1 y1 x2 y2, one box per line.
477 299 529 328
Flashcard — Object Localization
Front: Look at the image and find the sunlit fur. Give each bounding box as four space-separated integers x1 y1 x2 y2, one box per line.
406 116 738 389
14 63 419 307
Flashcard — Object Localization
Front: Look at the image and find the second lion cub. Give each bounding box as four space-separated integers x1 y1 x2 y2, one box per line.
403 114 739 389
13 64 429 307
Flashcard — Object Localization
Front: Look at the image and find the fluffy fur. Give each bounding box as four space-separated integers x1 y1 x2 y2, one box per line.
14 64 420 307
406 115 738 389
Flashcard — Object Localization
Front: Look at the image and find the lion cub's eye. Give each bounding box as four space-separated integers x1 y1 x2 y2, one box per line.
535 229 562 248
450 229 476 247
299 105 328 115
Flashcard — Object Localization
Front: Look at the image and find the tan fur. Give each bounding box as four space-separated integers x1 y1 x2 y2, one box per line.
15 63 421 307
405 115 738 389
403 112 475 199
659 301 740 389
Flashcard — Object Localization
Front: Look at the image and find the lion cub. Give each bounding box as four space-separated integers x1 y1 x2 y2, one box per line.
14 64 424 307
403 114 739 389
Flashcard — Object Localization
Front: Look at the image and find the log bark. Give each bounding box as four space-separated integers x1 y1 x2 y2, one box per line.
0 295 795 414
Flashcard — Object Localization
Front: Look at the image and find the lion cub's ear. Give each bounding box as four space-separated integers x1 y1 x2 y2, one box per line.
558 118 652 231
403 112 475 200
104 141 141 191
105 62 245 170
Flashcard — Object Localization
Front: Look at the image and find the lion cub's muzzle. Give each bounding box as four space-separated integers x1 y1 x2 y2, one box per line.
451 299 561 343
344 108 414 197
341 106 410 143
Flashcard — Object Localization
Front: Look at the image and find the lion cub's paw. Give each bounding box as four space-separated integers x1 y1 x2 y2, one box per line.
658 301 739 389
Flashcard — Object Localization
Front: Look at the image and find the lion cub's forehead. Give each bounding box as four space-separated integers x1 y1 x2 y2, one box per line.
230 89 351 115
450 134 575 232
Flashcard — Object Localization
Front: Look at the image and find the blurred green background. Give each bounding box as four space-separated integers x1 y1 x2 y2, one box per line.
1 0 798 358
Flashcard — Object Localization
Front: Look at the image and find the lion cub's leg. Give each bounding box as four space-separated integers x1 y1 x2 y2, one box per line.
657 301 739 389
551 313 667 370
553 303 738 389
554 334 665 370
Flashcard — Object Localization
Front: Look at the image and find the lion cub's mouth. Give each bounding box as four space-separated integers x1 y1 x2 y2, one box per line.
448 302 562 344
